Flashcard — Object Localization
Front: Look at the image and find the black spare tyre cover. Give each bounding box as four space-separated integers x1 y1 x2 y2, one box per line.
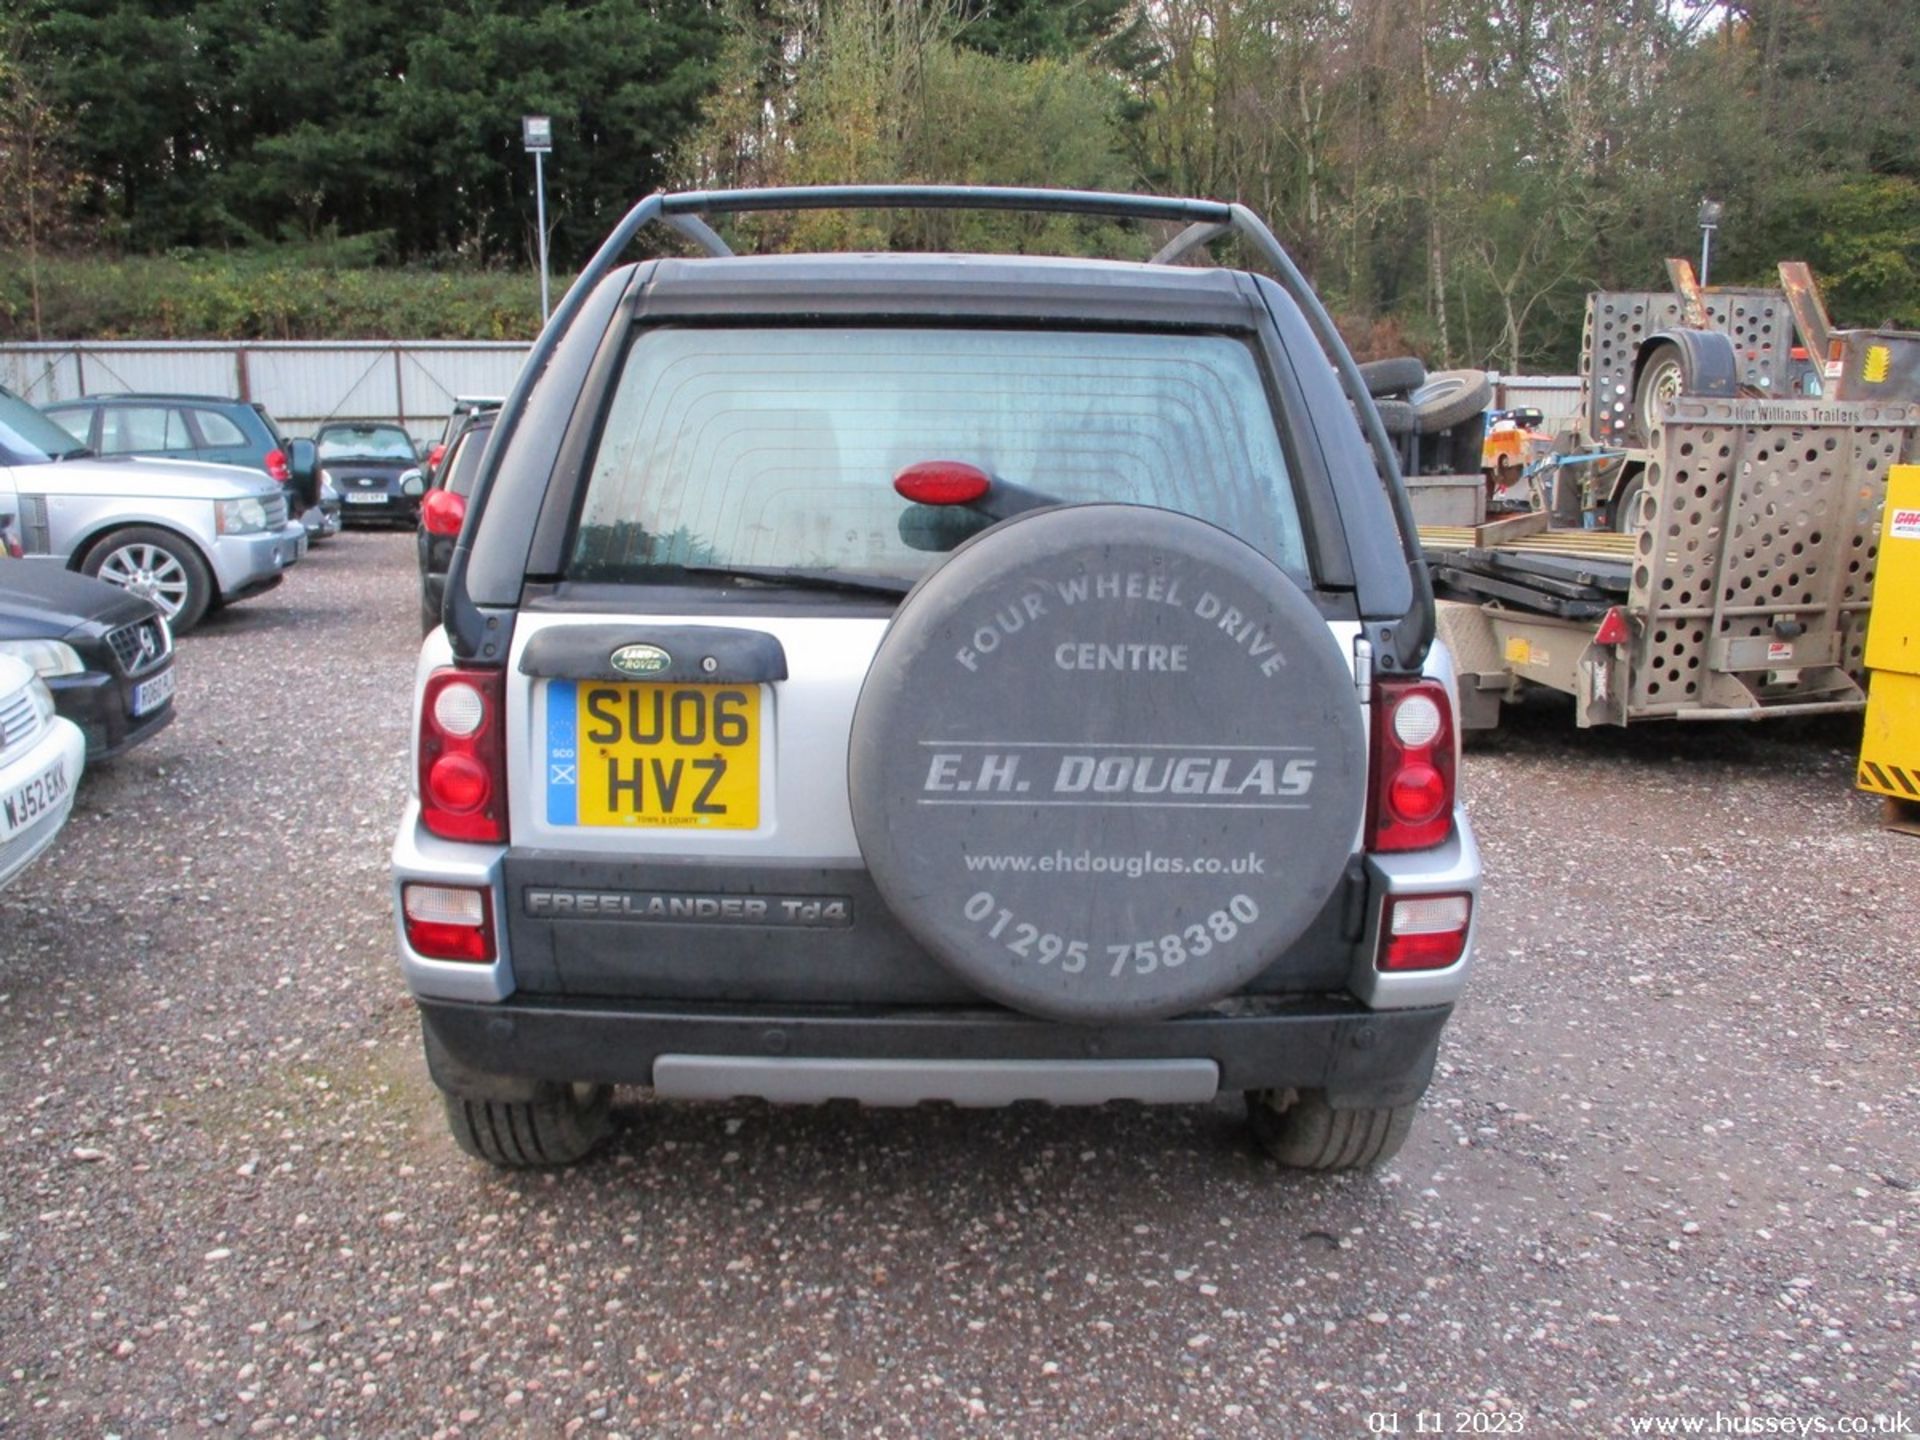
849 505 1367 1024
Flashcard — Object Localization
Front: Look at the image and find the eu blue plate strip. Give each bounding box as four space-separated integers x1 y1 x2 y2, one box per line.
546 680 578 826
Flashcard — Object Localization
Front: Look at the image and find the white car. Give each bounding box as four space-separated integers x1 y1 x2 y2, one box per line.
0 653 86 891
0 386 306 633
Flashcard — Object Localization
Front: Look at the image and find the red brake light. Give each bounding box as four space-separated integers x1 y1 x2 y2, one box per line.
1367 679 1456 852
427 442 447 470
265 448 291 483
419 668 507 843
894 460 992 506
421 489 466 537
402 884 496 963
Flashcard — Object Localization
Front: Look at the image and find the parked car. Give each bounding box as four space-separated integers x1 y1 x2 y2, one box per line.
393 186 1475 1172
0 558 176 760
0 653 86 891
40 392 328 527
422 397 502 484
0 384 306 632
415 409 494 633
314 422 426 525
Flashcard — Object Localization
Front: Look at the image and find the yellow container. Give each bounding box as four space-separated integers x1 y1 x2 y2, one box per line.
1860 464 1920 825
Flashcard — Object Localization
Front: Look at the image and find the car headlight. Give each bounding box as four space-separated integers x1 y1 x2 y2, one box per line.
28 675 57 723
401 469 426 499
0 638 85 678
216 497 269 534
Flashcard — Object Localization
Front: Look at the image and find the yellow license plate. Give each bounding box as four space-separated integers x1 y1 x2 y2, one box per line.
548 682 761 829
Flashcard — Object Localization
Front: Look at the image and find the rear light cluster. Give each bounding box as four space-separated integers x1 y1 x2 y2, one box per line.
421 489 466 537
1378 893 1473 971
419 667 508 842
1366 679 1456 852
403 883 496 962
265 448 291 484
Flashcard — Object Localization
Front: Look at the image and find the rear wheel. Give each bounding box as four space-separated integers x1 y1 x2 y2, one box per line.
442 1083 613 1168
1247 1089 1417 1170
1609 471 1647 534
1632 342 1686 448
82 526 213 633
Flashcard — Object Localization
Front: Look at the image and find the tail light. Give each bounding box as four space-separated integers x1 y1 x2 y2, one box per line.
421 489 466 537
403 884 496 962
426 442 447 472
1366 679 1456 852
265 448 291 484
419 666 507 842
1377 893 1472 971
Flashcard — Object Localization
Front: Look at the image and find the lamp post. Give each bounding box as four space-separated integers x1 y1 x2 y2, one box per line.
523 115 553 324
1697 199 1723 287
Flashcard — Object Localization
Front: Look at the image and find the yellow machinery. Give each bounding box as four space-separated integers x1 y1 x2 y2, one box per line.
1860 463 1920 830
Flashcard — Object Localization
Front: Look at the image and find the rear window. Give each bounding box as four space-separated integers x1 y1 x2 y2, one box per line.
445 425 492 498
569 327 1307 584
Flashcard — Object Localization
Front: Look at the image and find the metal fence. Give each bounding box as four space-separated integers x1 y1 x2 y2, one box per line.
0 340 1584 451
0 340 530 444
1495 374 1582 432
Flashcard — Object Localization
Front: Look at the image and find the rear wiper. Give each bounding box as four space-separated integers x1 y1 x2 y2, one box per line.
677 564 911 597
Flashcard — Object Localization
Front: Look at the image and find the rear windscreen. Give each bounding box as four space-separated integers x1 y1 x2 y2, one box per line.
570 327 1307 584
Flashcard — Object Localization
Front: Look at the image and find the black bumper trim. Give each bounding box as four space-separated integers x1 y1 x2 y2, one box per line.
416 995 1452 1109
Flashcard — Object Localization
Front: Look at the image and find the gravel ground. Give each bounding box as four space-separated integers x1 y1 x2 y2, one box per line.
2 531 1915 1438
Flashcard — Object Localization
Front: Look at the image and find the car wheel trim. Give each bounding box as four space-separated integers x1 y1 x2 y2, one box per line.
95 543 190 618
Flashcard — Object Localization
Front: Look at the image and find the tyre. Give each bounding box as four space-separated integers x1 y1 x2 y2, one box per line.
1609 471 1647 534
1358 356 1427 398
1632 342 1686 448
1246 1089 1416 1170
1372 398 1417 436
442 1083 613 1168
848 504 1369 1025
81 526 214 633
1410 369 1494 434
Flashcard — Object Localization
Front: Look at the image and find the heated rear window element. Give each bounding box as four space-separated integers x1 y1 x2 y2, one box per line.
570 328 1307 585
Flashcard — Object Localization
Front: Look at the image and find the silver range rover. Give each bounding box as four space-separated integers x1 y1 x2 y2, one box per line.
395 186 1481 1174
0 386 306 633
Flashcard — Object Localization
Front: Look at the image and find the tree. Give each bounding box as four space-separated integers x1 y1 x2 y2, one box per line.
0 15 90 338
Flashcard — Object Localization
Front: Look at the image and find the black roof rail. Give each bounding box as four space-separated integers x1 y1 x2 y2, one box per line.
444 185 1433 671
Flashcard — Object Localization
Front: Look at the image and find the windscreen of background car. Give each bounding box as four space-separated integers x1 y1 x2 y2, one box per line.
569 328 1309 584
0 392 91 463
317 426 417 462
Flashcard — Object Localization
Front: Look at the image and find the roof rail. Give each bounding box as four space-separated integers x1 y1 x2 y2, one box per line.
445 186 1433 670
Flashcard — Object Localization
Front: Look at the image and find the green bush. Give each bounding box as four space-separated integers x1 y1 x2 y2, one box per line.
0 249 563 341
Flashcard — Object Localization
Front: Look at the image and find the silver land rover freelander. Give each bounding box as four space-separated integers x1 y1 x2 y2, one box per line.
392 186 1481 1171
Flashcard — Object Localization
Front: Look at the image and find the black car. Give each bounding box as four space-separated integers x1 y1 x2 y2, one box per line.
314 423 426 525
415 410 493 633
0 560 177 760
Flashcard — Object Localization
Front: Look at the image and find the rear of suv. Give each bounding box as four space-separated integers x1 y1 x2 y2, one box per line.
394 187 1478 1172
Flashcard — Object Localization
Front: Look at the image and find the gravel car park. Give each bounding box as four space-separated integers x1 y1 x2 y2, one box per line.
0 533 1912 1436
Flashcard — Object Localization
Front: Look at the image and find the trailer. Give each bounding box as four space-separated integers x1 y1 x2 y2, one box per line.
1431 396 1918 729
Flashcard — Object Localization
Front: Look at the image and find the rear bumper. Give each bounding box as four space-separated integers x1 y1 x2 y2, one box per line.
416 992 1452 1109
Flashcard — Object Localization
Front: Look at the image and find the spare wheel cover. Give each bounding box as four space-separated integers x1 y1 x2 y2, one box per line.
849 504 1367 1023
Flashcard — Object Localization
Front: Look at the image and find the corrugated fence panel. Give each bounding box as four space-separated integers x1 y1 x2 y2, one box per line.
0 341 531 443
244 347 411 432
1495 375 1582 432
